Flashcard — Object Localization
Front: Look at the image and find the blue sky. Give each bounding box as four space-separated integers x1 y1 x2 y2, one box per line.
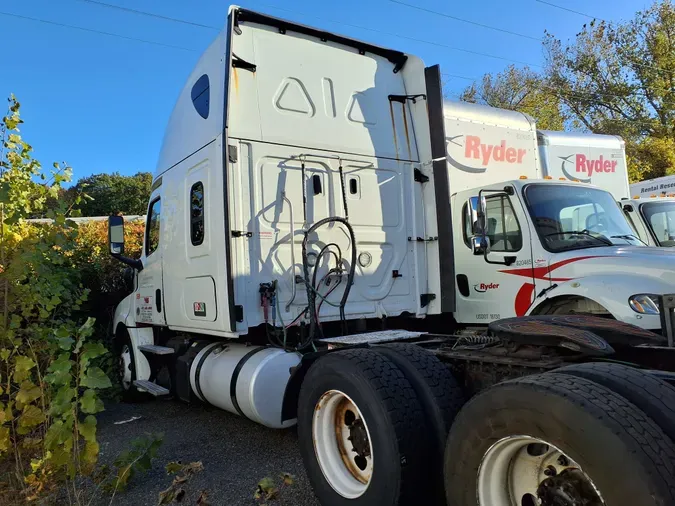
1 0 648 182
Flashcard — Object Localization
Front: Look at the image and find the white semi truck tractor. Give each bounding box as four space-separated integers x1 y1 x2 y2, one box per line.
108 7 675 506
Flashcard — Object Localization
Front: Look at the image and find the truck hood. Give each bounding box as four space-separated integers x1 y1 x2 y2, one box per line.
540 246 675 285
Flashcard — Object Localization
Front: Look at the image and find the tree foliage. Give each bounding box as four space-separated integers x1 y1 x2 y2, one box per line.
459 0 675 182
544 0 675 182
68 172 152 217
0 95 111 502
459 65 566 130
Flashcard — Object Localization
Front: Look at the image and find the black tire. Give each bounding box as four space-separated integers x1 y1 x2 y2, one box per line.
116 331 147 402
445 372 675 506
555 362 675 442
376 344 464 505
297 349 429 506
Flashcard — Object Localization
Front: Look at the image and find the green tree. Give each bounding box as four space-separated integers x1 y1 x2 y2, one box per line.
544 0 675 182
460 65 566 130
71 172 152 216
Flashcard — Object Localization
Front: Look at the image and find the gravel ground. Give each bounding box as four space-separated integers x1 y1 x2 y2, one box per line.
94 398 320 506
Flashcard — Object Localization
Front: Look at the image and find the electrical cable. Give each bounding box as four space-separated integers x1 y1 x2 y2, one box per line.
389 0 541 41
0 10 197 51
64 0 545 69
316 277 343 326
301 217 356 349
74 0 221 30
534 0 603 21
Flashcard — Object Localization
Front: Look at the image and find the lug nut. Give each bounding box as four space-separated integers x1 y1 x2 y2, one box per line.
543 465 557 476
557 455 569 467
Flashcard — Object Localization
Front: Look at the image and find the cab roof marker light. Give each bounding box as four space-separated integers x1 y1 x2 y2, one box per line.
633 195 640 199
559 177 566 180
519 175 528 180
543 176 552 180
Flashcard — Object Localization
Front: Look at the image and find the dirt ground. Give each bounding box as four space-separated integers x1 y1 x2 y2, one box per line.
94 398 320 506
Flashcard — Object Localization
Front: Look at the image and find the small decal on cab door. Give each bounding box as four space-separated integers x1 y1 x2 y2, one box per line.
193 302 206 317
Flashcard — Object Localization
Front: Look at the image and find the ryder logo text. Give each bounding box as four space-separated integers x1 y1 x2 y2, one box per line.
560 154 618 182
465 136 527 165
474 283 500 293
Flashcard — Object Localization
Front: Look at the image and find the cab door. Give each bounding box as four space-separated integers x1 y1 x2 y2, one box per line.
453 187 536 323
135 191 166 326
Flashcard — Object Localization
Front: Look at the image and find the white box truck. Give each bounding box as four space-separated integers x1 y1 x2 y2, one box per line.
107 7 675 506
621 176 675 247
536 131 675 247
537 130 630 199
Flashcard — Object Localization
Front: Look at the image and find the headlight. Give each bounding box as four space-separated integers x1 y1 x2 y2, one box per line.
628 294 660 314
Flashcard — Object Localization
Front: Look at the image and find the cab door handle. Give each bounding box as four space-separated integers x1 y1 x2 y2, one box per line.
156 289 162 313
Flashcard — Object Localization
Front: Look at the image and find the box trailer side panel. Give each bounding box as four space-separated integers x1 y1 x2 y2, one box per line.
630 174 675 197
443 101 539 194
538 130 629 199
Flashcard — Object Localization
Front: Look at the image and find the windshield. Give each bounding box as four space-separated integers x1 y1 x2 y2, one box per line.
524 184 643 252
640 201 675 247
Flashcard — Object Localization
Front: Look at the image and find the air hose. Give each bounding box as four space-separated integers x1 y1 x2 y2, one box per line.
301 216 356 347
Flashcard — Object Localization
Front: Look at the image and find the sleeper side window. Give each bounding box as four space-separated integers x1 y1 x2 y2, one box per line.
190 182 205 246
146 198 161 256
191 74 210 119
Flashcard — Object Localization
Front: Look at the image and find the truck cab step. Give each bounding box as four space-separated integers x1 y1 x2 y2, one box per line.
138 345 175 355
133 380 170 396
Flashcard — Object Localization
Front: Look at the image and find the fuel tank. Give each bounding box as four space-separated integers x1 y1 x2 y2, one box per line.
189 342 301 429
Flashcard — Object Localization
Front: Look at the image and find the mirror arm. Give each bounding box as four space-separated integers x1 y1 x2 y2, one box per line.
111 254 143 271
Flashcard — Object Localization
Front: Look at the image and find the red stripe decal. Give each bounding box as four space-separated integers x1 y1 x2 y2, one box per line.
515 283 536 316
499 255 606 281
499 256 608 316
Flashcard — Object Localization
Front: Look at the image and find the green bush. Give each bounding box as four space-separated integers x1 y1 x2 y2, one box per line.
0 95 133 502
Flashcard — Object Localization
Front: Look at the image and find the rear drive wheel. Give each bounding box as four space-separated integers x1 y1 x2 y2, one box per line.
376 343 464 504
555 362 675 442
445 373 675 506
297 349 428 506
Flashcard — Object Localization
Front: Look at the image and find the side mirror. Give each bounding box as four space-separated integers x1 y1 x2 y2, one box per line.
471 236 490 255
468 196 488 256
108 215 125 255
468 196 487 235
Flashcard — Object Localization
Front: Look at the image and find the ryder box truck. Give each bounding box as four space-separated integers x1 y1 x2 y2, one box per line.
537 130 675 248
107 7 675 506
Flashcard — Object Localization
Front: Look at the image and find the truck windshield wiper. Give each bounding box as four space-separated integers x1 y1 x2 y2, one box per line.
544 230 613 246
610 234 644 244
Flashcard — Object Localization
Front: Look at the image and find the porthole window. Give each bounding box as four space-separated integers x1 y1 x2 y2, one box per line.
191 74 210 119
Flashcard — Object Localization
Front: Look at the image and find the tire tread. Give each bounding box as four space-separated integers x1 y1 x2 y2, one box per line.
380 343 464 433
555 362 675 442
